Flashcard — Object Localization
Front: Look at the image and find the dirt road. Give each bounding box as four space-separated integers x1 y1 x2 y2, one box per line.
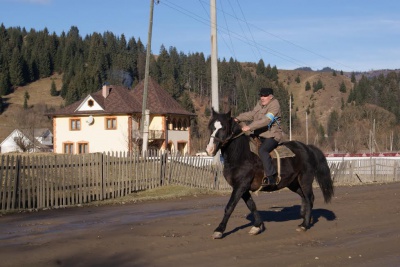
1 183 399 267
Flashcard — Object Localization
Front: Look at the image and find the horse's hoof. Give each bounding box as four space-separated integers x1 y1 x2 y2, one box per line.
249 224 265 235
212 231 223 239
296 226 307 232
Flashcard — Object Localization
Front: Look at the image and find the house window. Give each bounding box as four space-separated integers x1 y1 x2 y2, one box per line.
70 119 81 131
63 142 74 154
88 100 94 107
78 142 89 154
105 117 117 130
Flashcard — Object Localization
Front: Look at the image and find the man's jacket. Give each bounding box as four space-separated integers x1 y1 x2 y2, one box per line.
236 97 283 142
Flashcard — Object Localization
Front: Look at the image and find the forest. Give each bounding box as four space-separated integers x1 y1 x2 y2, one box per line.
1 24 400 153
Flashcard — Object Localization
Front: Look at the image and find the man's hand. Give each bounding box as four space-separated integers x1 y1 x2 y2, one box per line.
242 125 250 132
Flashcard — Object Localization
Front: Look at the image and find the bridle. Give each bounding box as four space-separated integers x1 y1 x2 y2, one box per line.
210 119 245 148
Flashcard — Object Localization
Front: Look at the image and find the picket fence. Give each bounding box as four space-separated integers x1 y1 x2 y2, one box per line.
0 152 229 212
1 153 400 212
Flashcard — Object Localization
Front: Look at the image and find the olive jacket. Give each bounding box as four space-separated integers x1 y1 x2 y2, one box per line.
235 97 283 142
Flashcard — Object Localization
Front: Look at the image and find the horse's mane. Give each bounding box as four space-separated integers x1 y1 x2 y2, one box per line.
222 117 253 162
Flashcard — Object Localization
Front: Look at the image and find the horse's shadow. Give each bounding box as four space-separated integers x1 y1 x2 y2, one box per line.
223 205 336 237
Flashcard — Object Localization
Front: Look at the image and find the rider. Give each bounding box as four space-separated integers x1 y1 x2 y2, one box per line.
234 87 283 186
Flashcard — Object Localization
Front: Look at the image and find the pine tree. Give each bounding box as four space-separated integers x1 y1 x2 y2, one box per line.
305 81 311 91
339 81 347 93
23 91 30 109
0 71 12 95
256 59 265 75
9 47 26 86
50 80 58 96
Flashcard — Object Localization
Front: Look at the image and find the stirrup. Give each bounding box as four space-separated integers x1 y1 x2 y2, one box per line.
261 174 277 186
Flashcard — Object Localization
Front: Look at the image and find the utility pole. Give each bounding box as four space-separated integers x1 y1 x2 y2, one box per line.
210 0 219 112
289 95 292 141
306 111 308 145
210 0 220 164
141 0 155 155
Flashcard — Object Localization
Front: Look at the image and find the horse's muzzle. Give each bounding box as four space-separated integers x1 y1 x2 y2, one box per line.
206 143 216 156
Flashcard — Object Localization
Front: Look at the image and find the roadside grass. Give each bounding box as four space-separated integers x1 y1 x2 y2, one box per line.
89 185 230 207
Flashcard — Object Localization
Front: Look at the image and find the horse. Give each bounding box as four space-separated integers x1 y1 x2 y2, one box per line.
206 109 334 239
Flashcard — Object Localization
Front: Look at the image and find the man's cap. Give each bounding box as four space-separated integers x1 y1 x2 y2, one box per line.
259 87 273 96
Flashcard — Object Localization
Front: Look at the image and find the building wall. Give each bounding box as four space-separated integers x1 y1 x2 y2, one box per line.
54 115 132 154
167 130 190 154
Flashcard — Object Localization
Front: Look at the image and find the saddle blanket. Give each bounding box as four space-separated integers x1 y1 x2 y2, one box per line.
249 137 295 159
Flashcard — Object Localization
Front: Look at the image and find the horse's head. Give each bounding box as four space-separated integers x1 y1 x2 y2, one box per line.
206 108 241 156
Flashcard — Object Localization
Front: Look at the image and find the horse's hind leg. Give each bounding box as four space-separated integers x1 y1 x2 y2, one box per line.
289 182 314 231
242 191 265 235
212 187 246 239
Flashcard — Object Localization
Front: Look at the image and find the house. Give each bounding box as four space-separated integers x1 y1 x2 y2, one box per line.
0 128 53 153
49 78 196 155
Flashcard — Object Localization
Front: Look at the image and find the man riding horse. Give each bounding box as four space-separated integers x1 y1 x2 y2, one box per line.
235 87 282 186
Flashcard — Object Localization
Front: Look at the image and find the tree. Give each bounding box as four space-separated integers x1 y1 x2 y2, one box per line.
9 47 26 86
50 80 59 96
339 81 347 93
256 59 265 75
305 81 311 91
351 72 356 83
295 74 300 83
0 71 12 95
23 91 30 109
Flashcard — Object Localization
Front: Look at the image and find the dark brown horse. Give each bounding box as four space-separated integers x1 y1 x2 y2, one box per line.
206 109 334 239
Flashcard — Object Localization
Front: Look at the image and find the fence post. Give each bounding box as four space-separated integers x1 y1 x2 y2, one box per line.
160 152 167 186
13 155 21 210
101 152 105 200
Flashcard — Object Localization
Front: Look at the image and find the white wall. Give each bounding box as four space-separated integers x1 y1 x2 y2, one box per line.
54 115 131 153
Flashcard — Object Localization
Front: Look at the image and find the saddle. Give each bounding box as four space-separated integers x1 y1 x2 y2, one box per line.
249 136 295 186
249 136 295 159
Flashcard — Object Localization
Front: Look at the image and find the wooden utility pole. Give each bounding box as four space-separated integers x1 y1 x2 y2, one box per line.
141 0 155 154
210 0 219 112
289 95 292 141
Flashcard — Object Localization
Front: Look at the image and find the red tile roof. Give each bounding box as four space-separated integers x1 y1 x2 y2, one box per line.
131 78 195 116
49 79 195 117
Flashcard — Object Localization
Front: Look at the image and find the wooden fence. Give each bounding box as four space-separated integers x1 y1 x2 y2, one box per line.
1 152 400 212
328 157 400 185
0 152 230 212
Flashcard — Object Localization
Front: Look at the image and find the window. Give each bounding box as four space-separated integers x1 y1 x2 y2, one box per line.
78 142 89 154
88 100 94 107
105 117 117 130
63 142 74 154
70 118 81 131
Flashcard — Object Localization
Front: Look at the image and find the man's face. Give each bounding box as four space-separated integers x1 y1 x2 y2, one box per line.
260 94 273 106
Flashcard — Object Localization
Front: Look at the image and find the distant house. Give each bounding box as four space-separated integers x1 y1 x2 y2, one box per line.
49 78 195 155
0 128 53 153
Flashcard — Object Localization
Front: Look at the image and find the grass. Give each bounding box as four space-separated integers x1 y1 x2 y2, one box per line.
88 185 230 207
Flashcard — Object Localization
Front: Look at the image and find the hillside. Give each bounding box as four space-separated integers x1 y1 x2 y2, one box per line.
0 74 64 142
0 70 365 151
278 70 352 138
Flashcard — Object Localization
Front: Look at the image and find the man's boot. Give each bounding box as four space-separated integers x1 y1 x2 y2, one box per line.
262 173 277 186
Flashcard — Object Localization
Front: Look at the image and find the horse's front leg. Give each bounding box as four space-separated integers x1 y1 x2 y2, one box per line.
242 191 265 235
212 187 246 239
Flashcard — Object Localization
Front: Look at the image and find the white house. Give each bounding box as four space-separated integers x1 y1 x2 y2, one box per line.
49 79 195 154
0 128 53 153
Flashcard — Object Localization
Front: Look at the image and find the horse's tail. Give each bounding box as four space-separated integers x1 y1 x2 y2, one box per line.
308 144 334 203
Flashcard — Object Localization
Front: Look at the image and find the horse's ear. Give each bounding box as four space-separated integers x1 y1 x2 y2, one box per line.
211 107 217 117
226 109 231 117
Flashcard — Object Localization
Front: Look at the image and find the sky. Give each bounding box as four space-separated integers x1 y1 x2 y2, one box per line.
1 0 400 72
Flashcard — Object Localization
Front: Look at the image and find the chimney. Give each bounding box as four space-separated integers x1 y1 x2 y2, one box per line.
102 84 112 98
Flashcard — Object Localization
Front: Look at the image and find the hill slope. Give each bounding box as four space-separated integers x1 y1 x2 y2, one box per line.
0 74 64 142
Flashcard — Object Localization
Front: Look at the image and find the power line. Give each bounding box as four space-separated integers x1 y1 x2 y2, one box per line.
160 0 355 71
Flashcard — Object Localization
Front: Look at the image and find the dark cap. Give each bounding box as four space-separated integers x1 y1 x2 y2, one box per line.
259 87 273 96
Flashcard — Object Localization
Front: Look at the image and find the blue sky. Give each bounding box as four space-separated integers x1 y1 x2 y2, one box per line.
1 0 400 72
